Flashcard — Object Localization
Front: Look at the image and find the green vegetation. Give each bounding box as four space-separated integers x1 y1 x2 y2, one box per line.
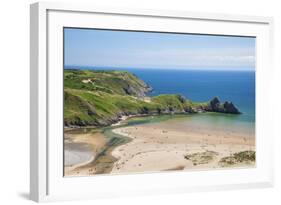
184 151 219 166
64 69 240 127
219 150 256 167
64 69 150 97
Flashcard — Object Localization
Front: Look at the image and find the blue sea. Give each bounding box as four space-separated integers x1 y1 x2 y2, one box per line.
65 66 255 131
131 69 255 123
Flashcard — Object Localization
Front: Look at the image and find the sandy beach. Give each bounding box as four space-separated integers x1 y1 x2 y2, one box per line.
64 115 255 176
110 119 255 174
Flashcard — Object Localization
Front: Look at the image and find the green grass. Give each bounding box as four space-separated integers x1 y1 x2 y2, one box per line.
64 69 150 97
152 94 185 110
63 69 230 127
219 150 256 167
184 151 219 166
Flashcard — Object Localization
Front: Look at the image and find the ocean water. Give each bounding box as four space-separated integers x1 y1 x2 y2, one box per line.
65 66 255 130
131 69 255 123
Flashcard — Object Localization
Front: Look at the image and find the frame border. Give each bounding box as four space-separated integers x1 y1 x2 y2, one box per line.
30 1 274 202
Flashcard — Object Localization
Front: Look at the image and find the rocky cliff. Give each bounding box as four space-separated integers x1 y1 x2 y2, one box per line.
207 97 241 114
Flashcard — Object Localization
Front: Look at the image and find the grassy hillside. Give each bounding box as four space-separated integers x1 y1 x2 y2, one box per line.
64 69 151 97
64 69 239 127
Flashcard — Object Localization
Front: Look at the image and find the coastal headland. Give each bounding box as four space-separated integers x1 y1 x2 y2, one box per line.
64 69 255 176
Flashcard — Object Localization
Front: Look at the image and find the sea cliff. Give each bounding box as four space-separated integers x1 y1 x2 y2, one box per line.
64 69 240 127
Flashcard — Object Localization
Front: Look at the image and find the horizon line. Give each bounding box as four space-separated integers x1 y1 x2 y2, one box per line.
64 64 255 72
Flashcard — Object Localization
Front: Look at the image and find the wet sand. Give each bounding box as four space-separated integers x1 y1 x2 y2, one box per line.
64 143 94 167
64 131 108 176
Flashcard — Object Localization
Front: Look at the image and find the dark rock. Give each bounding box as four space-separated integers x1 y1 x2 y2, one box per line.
210 97 220 111
87 109 96 116
156 107 161 114
177 95 186 103
223 101 241 114
123 86 133 95
141 106 149 114
208 97 241 114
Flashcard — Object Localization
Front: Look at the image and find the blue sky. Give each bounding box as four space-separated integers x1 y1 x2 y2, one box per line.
64 28 255 71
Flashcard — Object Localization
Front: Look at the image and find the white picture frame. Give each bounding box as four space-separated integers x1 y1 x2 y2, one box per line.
30 2 274 202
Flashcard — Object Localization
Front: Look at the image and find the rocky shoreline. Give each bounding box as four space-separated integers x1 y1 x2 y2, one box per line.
64 96 241 128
